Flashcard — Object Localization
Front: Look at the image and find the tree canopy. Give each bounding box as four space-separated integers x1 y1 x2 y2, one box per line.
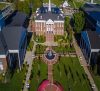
73 11 85 33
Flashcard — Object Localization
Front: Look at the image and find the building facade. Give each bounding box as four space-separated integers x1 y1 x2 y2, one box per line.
80 30 100 65
34 0 64 36
0 11 28 72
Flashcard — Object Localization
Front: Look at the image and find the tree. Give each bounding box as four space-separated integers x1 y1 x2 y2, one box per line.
64 16 70 31
73 11 85 33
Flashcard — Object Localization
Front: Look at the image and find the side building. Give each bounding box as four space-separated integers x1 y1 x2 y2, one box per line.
80 30 100 65
0 11 28 72
80 3 100 66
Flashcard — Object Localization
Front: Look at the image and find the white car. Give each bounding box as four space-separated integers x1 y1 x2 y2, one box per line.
26 83 30 88
92 84 95 88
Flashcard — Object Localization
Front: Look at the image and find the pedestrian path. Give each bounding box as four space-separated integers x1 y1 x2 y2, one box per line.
73 36 98 91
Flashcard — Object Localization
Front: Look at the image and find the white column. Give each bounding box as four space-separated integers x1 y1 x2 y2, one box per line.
18 52 21 70
89 51 92 65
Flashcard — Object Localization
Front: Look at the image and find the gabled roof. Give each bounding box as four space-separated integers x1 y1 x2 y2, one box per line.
82 3 100 12
36 11 64 21
82 3 100 23
2 26 26 50
35 7 64 21
6 11 28 27
87 31 100 49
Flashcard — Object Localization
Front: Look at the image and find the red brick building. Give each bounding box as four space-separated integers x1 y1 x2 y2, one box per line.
34 0 64 36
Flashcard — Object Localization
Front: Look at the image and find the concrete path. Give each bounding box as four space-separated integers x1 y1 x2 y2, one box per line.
23 40 36 91
23 52 33 91
73 36 98 91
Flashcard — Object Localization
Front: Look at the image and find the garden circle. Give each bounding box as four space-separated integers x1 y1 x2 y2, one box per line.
43 47 58 65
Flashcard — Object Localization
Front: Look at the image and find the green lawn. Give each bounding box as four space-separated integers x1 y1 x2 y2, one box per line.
93 75 100 91
34 35 45 43
35 45 46 54
54 35 64 42
29 59 47 91
0 65 27 91
53 57 91 91
53 46 75 53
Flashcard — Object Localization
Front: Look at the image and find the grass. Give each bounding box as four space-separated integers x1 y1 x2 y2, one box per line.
93 75 100 91
0 65 27 91
27 41 34 51
34 35 45 43
29 59 47 91
53 46 75 53
54 35 64 42
35 44 46 54
0 3 7 10
53 57 91 91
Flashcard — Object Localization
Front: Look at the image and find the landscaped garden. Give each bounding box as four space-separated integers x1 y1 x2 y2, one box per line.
53 57 92 91
0 3 7 10
53 46 75 53
35 44 47 54
0 64 27 91
93 75 100 91
34 35 45 43
29 58 48 91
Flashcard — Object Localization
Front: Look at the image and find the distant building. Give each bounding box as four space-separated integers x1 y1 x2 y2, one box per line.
81 3 100 34
62 0 70 8
34 0 64 36
0 3 14 31
61 0 78 16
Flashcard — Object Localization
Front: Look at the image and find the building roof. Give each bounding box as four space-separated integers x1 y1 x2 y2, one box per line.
87 11 100 22
6 11 28 27
2 26 26 50
82 3 100 12
35 7 64 21
82 3 100 22
87 31 100 49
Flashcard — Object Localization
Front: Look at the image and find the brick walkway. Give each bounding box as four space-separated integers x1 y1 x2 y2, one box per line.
46 31 54 42
48 64 53 84
73 36 98 91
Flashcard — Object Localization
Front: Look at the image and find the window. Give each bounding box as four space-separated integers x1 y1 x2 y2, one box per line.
0 62 3 70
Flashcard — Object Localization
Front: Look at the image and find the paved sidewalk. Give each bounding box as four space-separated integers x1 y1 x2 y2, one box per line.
48 64 53 84
23 40 36 91
73 36 98 91
23 52 33 91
